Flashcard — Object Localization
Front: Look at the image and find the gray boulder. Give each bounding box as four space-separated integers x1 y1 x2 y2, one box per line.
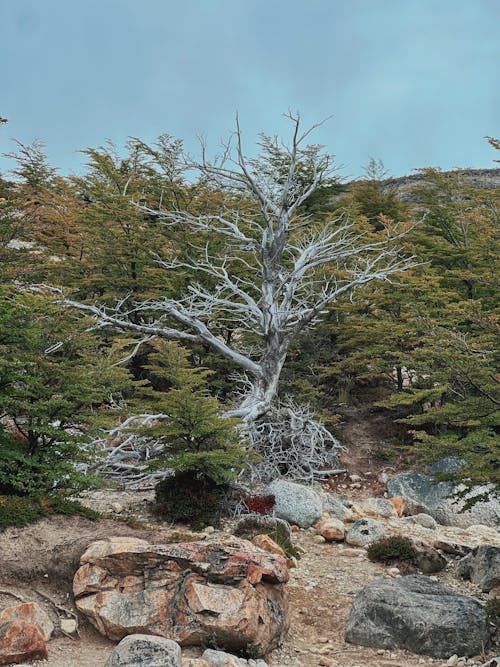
263 479 322 528
104 634 181 667
403 513 438 530
345 518 384 547
457 545 500 592
202 648 269 666
324 494 358 522
387 470 499 528
345 575 489 658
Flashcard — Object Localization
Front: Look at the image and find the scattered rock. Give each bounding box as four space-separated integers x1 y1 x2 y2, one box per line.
345 574 490 658
457 545 500 592
103 634 182 666
263 480 323 528
0 619 48 666
345 518 385 547
404 513 438 529
74 536 288 653
324 494 359 522
388 496 405 516
411 540 448 574
201 648 269 666
387 468 499 528
59 618 77 634
251 534 295 568
314 518 345 542
357 497 397 519
0 602 54 641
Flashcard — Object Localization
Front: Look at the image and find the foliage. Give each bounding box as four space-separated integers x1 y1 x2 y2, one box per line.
0 495 46 529
0 494 99 530
0 289 133 496
154 471 228 528
367 536 417 563
243 494 276 515
136 340 251 484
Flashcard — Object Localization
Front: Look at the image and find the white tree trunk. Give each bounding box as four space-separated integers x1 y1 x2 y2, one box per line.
61 113 419 425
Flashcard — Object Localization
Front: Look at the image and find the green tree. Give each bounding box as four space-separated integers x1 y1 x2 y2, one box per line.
0 289 133 496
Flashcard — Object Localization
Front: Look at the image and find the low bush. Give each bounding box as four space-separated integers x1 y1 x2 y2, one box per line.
367 535 417 563
0 494 100 530
154 471 229 529
0 495 46 529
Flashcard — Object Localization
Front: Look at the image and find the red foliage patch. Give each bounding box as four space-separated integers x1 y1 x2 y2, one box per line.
244 494 275 515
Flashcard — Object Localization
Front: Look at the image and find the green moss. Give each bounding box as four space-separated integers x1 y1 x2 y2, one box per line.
367 535 417 563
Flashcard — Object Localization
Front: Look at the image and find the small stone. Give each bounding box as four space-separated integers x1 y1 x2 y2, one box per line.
111 502 123 513
315 518 345 542
446 655 459 666
60 618 77 634
388 496 405 516
350 474 362 482
313 534 327 544
204 526 215 534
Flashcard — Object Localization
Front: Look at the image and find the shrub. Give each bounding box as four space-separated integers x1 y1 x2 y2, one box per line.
0 494 100 530
367 535 417 563
243 494 275 515
154 471 229 529
0 495 46 529
234 514 300 561
43 496 100 521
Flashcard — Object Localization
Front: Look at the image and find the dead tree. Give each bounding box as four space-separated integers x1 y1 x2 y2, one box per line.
63 113 418 481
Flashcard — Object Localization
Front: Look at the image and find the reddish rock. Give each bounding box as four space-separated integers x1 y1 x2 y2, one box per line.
74 536 288 653
0 602 53 641
314 518 345 542
0 620 47 665
389 496 405 516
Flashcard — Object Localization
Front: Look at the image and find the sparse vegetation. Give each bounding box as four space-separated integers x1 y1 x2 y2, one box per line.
367 535 417 564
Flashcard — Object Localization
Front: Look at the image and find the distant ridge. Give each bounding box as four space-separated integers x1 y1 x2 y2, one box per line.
381 167 500 200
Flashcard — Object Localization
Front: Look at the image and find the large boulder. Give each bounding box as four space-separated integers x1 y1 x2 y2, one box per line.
457 545 500 592
387 469 499 528
345 575 489 658
73 536 288 654
104 634 182 667
263 480 322 528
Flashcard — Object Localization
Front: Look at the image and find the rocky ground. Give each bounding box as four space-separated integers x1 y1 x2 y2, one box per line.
0 483 498 667
0 412 497 667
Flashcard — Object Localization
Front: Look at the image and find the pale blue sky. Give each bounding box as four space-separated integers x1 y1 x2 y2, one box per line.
1 0 499 179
